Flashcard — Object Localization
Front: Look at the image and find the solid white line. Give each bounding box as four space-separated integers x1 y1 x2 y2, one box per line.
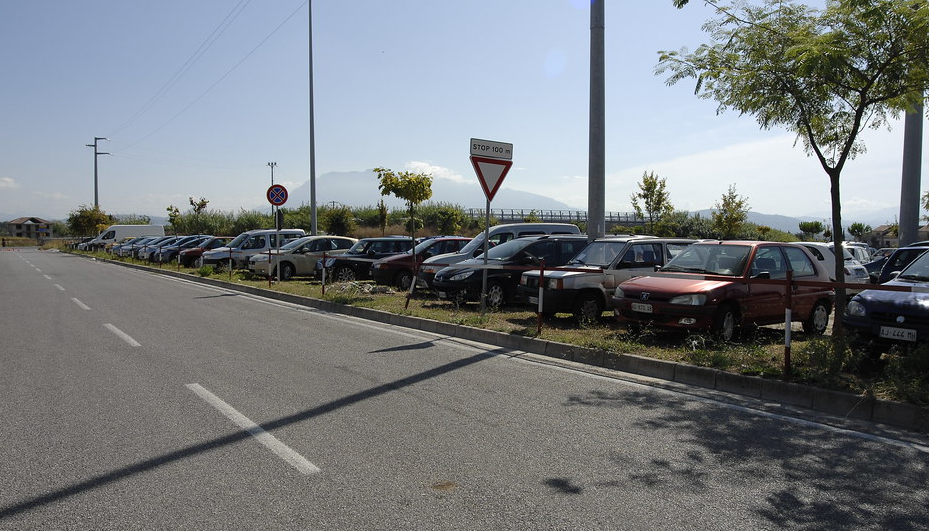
71 298 91 310
43 274 52 280
186 383 320 475
53 284 65 291
104 323 141 347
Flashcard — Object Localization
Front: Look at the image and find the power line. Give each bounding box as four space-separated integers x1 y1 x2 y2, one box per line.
109 0 252 138
117 1 308 151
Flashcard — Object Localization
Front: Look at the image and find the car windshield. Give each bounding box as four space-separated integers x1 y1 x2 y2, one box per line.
566 241 624 267
227 233 249 248
280 237 310 251
477 238 537 261
897 251 929 282
661 244 751 276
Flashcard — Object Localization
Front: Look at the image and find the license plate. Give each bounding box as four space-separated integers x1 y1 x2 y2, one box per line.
437 291 448 299
631 302 653 313
528 296 539 305
880 326 917 342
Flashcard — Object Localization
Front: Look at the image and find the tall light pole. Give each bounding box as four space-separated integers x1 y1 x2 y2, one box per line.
85 137 110 209
588 0 605 240
267 161 277 186
308 0 318 235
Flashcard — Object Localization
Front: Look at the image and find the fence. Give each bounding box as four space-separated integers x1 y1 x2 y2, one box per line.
463 209 645 228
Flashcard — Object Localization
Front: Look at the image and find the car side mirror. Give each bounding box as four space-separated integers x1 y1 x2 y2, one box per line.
889 271 901 280
752 272 771 279
654 265 661 272
473 248 483 257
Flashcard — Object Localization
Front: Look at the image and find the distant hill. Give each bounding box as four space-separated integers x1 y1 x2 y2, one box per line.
692 209 818 234
289 170 574 211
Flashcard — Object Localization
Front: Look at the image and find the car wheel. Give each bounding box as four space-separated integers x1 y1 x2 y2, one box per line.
573 293 603 324
802 300 831 335
712 304 737 342
194 256 204 268
335 265 356 282
215 259 232 272
280 262 296 281
486 281 506 309
395 270 414 291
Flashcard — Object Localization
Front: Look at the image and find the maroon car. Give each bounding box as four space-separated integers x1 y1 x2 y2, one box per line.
370 237 471 290
179 236 232 267
611 240 834 341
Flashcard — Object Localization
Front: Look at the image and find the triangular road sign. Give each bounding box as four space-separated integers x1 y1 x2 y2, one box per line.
470 155 513 202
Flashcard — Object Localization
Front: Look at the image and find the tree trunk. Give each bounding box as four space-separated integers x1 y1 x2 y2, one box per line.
829 170 846 357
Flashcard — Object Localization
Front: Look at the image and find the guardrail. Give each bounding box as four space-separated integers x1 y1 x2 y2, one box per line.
463 208 645 226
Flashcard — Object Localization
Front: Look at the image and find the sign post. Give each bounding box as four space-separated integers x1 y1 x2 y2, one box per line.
266 184 289 283
470 138 513 316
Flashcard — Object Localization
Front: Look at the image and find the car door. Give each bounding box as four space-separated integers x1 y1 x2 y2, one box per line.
781 244 821 317
743 245 788 324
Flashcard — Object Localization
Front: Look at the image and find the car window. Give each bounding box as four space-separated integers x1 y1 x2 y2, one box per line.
782 246 816 277
572 241 624 267
334 238 353 249
527 241 557 263
243 235 266 250
561 240 587 263
751 247 787 279
666 243 690 260
803 245 825 261
620 243 661 267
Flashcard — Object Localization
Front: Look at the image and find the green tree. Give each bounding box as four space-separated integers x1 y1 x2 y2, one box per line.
377 199 389 236
630 171 674 235
67 205 113 236
847 222 872 242
711 185 749 239
662 0 929 348
798 221 826 240
323 206 357 236
374 167 434 243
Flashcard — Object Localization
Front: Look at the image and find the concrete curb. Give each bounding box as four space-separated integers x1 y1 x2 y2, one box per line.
100 257 929 433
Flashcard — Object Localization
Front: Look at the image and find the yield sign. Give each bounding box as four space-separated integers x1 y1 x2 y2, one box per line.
470 155 512 202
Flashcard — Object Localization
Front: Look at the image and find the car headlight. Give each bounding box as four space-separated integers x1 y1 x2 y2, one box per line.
669 294 706 305
449 270 474 282
547 278 563 290
421 265 438 274
846 300 867 316
323 258 336 267
613 287 625 299
373 263 382 269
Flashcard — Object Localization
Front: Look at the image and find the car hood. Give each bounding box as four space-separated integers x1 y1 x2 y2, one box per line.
523 265 602 279
853 279 929 312
619 274 735 295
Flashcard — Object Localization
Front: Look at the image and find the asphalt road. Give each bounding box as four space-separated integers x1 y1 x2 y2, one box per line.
2 248 928 530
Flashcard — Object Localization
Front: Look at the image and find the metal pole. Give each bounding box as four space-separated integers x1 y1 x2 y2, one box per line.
85 137 109 209
308 0 318 236
899 101 923 247
268 161 277 186
480 198 490 317
588 0 605 241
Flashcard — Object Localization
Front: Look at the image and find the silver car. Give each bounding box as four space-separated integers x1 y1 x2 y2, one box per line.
248 235 357 280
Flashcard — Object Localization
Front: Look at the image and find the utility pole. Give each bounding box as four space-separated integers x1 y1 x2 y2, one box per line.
267 161 277 186
898 101 923 247
588 0 605 240
308 0 318 235
85 137 110 209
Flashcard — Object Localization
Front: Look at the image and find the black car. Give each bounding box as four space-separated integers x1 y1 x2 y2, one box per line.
873 246 929 284
845 249 929 346
319 236 414 282
432 235 589 308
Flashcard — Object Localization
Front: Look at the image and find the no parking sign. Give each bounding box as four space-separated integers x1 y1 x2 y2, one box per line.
267 184 288 206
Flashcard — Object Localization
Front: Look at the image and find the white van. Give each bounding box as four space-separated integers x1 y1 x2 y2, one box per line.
86 224 165 251
201 228 306 270
418 222 582 288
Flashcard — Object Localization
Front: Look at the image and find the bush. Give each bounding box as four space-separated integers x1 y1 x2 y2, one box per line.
880 345 929 406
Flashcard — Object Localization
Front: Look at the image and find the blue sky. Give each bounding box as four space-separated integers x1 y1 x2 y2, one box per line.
1 0 925 226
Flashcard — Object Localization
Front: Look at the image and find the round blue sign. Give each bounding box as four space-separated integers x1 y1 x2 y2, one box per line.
267 184 288 206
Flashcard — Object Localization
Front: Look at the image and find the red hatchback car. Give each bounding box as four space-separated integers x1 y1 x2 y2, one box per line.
611 240 834 341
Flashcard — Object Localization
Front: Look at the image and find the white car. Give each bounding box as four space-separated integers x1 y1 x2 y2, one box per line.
202 228 306 270
248 235 357 280
797 241 869 285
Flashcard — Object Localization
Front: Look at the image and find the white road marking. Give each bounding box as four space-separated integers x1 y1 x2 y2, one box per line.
71 298 91 310
104 323 141 347
43 274 52 280
186 383 320 475
53 284 65 291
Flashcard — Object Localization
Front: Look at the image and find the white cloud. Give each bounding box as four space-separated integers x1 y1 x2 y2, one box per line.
406 161 471 184
0 177 20 189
